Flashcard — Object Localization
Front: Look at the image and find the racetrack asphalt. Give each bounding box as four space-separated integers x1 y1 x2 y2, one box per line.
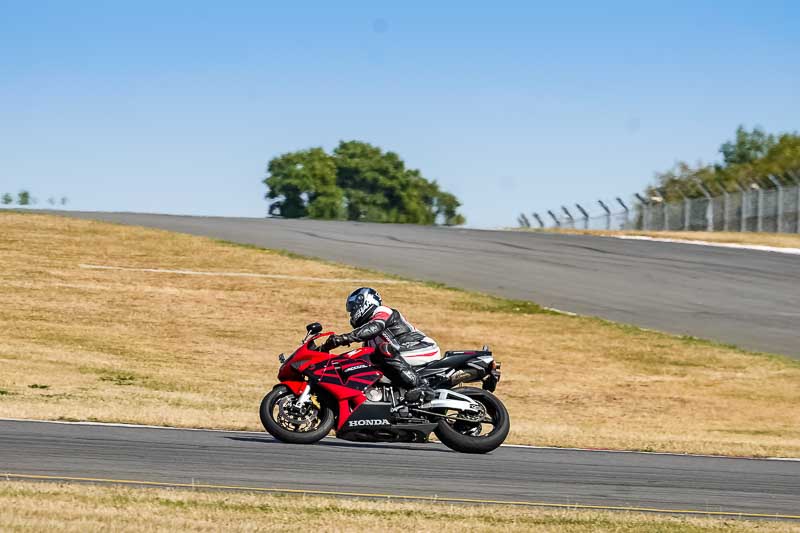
56 212 800 358
2 420 799 519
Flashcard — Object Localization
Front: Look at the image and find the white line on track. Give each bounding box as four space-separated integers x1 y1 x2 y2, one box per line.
615 235 800 255
79 264 408 284
3 417 798 462
542 307 578 316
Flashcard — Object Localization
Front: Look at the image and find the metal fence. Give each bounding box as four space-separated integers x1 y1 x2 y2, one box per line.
519 181 800 234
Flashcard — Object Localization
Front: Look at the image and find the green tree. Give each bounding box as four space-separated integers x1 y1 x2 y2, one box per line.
17 190 30 205
433 189 466 226
648 161 719 201
719 126 776 167
645 126 800 200
263 141 465 225
1 193 12 205
332 140 465 225
264 148 343 219
721 133 800 186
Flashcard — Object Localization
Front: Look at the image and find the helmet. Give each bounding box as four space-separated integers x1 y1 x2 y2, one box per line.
346 287 382 328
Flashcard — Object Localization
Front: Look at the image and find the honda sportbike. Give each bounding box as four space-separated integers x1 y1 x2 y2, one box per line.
260 322 510 453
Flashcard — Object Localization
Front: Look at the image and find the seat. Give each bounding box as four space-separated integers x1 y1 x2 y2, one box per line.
419 351 490 372
442 349 491 359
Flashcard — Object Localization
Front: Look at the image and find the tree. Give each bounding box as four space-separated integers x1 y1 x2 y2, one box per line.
432 189 466 226
263 141 465 225
264 148 343 219
17 190 30 205
1 193 12 205
719 126 776 167
645 126 800 200
648 161 719 201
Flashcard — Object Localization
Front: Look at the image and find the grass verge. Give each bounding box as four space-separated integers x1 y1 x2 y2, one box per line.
519 228 800 249
2 481 797 532
1 213 800 456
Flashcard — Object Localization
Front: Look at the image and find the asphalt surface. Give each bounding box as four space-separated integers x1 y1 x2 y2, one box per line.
2 420 799 518
59 211 800 357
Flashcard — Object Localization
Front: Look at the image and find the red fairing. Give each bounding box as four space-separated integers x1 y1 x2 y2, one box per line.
277 332 336 382
316 382 370 430
281 381 307 396
340 346 373 359
275 331 382 429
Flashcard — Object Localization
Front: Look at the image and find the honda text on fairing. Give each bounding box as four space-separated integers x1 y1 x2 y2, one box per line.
260 322 509 454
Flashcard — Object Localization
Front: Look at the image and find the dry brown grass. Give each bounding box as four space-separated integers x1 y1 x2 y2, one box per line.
525 228 800 249
2 212 800 456
2 481 797 533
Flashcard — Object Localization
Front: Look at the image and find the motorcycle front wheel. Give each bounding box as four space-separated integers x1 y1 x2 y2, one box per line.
433 387 510 454
260 385 335 444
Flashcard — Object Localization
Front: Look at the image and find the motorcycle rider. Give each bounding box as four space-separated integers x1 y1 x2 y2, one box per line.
322 287 438 405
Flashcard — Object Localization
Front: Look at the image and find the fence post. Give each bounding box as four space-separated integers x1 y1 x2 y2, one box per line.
731 181 746 232
657 200 667 231
790 172 800 233
681 196 689 231
718 181 730 232
672 186 689 231
547 210 561 228
755 184 764 232
575 204 590 229
532 213 545 229
635 193 650 230
655 190 668 230
561 206 575 229
598 200 612 230
616 197 630 228
695 182 713 232
767 175 783 233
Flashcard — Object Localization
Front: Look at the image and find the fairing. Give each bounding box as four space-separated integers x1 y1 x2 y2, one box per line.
276 333 383 429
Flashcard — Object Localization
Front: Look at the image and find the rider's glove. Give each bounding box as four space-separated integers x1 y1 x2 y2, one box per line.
321 334 352 351
332 334 353 347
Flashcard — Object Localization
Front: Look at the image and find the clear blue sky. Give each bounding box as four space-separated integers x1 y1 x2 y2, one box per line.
1 1 798 227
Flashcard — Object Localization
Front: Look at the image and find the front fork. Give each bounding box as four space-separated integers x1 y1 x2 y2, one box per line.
294 383 312 408
278 381 312 412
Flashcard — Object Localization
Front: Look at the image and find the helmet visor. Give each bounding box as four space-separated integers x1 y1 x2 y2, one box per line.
346 293 364 313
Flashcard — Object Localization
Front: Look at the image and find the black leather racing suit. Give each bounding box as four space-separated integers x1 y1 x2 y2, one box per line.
326 306 440 394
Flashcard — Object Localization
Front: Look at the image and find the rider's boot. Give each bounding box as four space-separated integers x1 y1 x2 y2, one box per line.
377 342 435 406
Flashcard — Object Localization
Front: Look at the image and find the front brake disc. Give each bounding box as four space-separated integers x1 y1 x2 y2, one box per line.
278 397 318 425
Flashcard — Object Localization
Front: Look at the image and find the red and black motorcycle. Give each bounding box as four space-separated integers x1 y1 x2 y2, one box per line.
260 322 509 453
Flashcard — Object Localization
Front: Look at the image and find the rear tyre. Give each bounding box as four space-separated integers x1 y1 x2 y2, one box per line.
433 387 510 454
260 385 335 444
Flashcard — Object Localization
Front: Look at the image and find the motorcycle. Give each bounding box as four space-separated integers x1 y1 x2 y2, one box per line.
260 322 510 454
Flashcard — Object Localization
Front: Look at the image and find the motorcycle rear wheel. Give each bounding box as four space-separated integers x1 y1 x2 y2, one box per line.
433 387 510 454
260 385 335 444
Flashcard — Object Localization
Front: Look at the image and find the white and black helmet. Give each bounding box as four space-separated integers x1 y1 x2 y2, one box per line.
346 287 382 328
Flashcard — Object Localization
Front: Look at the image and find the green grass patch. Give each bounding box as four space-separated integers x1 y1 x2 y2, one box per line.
99 373 137 386
453 294 550 315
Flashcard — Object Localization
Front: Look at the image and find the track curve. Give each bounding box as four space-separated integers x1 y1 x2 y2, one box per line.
58 212 800 357
2 420 799 518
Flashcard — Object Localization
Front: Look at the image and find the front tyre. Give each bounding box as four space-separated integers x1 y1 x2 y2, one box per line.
260 385 335 444
434 387 510 454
